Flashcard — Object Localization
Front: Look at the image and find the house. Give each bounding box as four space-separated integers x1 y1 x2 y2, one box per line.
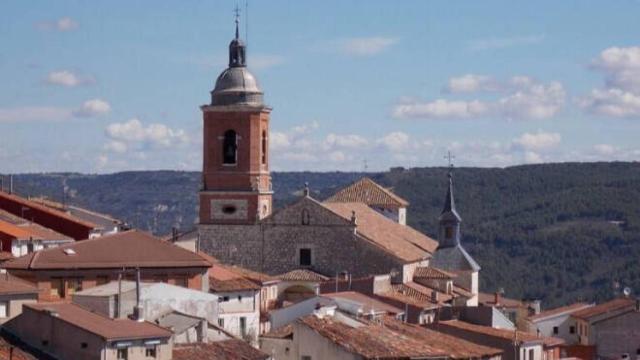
0 191 97 240
72 280 219 325
479 292 539 330
0 274 39 324
4 302 173 360
526 302 592 342
0 217 73 258
570 297 640 359
173 340 270 360
28 197 126 237
324 291 405 320
209 264 261 344
278 269 328 304
325 177 409 225
268 308 503 360
3 230 211 301
428 320 564 360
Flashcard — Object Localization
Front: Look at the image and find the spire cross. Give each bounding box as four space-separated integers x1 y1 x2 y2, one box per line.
233 5 241 39
444 151 455 169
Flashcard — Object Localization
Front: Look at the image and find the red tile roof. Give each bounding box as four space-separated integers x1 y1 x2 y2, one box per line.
225 265 279 285
381 318 503 359
0 191 96 228
2 230 211 270
24 303 172 341
299 314 448 358
325 177 409 207
278 269 329 282
377 284 439 309
0 336 37 360
528 303 592 322
325 291 403 315
209 265 261 292
478 292 526 308
0 274 39 295
323 202 437 262
435 320 559 345
261 324 293 339
173 340 269 360
413 266 456 280
571 298 635 320
0 252 14 261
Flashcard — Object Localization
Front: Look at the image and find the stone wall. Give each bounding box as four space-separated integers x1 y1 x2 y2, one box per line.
199 197 408 278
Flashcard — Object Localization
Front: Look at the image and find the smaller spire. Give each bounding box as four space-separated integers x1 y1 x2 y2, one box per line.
303 182 310 197
442 170 456 214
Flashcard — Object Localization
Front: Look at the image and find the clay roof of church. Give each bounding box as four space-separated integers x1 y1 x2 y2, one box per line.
325 177 409 208
3 230 211 270
277 269 330 282
323 202 438 262
413 266 457 280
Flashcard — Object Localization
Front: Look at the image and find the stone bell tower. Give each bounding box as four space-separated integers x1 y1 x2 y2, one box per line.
199 14 272 225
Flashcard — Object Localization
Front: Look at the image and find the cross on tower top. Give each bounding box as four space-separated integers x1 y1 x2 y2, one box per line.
233 4 241 39
444 151 455 169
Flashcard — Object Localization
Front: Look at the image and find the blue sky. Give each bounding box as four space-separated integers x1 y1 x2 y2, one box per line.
1 1 640 173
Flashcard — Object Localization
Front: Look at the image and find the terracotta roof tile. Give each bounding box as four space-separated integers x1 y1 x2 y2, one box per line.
0 274 39 295
261 324 293 339
478 292 526 308
0 192 96 229
323 202 437 262
325 177 409 207
381 318 504 359
24 303 172 341
528 303 592 321
173 340 269 360
413 266 457 280
299 314 448 358
435 320 546 344
209 265 261 292
377 284 439 309
226 265 279 285
571 298 635 320
0 335 38 360
277 269 329 282
2 230 211 270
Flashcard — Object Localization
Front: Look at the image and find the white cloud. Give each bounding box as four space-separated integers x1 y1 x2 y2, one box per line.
445 74 498 93
591 46 640 93
392 99 490 120
512 131 561 151
324 134 369 149
73 99 111 117
0 106 71 122
105 118 189 151
377 132 410 152
339 37 399 56
580 87 640 118
45 70 94 87
269 132 291 150
468 34 544 51
499 81 565 120
394 78 565 121
328 151 346 162
523 151 543 164
593 144 617 156
36 17 79 32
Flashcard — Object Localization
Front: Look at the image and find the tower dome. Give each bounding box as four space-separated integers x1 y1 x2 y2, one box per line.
210 16 264 106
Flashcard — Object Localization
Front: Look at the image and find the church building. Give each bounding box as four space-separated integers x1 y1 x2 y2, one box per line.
197 19 479 298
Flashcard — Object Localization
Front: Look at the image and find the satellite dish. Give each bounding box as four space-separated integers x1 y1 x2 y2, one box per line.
623 287 632 297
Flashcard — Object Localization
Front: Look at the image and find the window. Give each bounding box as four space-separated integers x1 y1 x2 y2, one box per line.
237 295 242 301
570 326 575 334
301 356 312 360
222 205 237 215
174 277 188 288
222 296 229 302
67 278 82 295
0 302 7 318
529 349 534 360
218 318 225 327
81 342 88 349
240 317 247 336
145 346 157 358
27 243 34 253
117 348 128 360
553 326 559 335
96 276 109 285
42 340 49 346
50 278 64 298
261 130 267 165
445 226 453 239
223 130 238 165
301 209 310 225
299 248 312 266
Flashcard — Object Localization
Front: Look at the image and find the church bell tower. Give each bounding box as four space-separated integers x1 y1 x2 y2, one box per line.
199 14 273 225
